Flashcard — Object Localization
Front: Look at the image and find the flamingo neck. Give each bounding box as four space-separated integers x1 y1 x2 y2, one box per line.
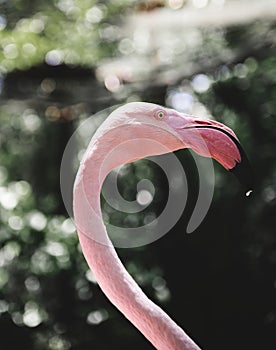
73 132 201 350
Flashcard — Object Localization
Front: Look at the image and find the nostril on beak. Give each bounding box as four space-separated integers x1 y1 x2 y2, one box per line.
194 120 212 126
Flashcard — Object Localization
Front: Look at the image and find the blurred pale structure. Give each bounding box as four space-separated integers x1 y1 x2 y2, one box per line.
96 0 276 89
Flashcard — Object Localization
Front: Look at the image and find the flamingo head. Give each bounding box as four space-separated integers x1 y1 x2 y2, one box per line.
120 102 253 193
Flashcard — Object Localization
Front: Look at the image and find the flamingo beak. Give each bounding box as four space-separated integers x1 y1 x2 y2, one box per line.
173 117 254 193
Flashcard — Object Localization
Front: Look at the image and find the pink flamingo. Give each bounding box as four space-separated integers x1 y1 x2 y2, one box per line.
73 102 252 350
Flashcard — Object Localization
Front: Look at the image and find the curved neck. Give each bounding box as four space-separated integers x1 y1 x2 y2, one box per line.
73 129 201 350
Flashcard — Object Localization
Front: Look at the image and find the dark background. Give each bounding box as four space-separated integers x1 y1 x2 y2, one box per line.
0 1 275 349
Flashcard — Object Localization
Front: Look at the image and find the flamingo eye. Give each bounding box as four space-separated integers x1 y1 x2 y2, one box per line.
155 110 166 120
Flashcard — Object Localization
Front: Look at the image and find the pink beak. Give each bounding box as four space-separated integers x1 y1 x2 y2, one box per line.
172 115 253 193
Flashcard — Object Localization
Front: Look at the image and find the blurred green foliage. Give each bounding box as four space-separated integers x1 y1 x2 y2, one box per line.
0 0 137 72
0 1 276 350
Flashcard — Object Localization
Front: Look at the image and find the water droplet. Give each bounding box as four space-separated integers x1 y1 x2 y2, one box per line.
246 190 253 197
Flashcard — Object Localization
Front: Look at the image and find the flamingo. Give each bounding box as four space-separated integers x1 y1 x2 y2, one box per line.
73 102 252 350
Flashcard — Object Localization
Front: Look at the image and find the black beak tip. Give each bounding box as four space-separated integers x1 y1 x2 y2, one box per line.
184 124 254 194
229 158 254 195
